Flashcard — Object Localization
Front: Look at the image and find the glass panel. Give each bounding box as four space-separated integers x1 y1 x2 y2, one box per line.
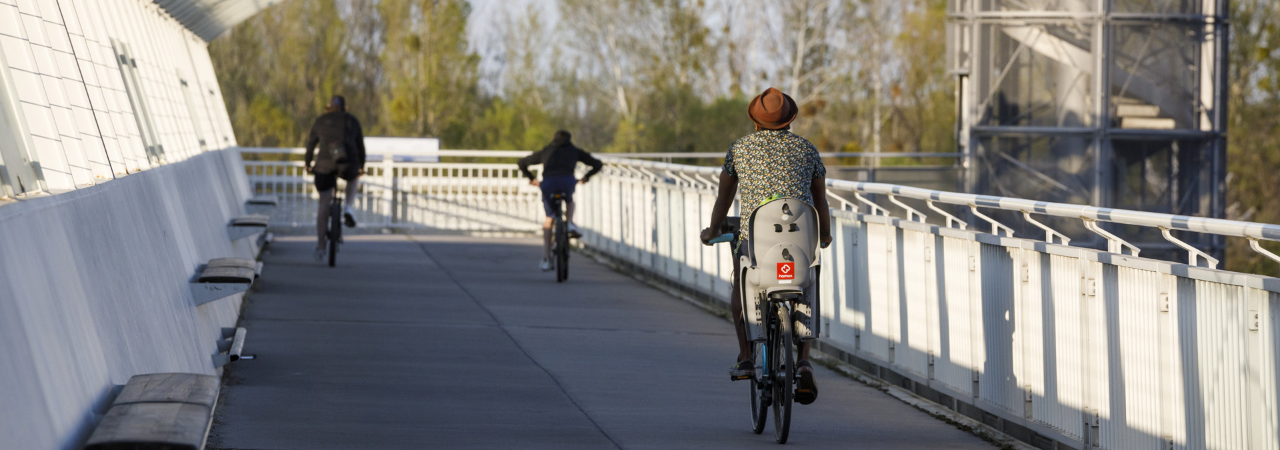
1109 139 1211 215
112 40 165 165
1109 23 1203 130
947 22 972 74
1108 138 1215 257
978 22 1095 127
0 61 42 197
1110 0 1203 14
978 0 1096 12
179 78 207 152
974 135 1096 242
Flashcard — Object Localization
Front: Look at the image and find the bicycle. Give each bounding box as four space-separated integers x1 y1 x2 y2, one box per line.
325 184 344 267
549 192 571 282
708 198 822 444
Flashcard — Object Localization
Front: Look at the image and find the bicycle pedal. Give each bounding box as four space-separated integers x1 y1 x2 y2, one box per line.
730 374 752 381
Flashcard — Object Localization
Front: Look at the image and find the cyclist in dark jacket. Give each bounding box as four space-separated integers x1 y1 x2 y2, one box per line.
517 130 603 271
304 95 366 261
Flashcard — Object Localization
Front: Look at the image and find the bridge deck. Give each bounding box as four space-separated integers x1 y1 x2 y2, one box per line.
207 235 996 449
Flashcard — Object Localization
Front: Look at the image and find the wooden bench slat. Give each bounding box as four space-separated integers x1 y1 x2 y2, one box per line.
246 195 279 206
114 373 218 408
84 403 209 450
231 214 270 227
196 266 255 283
206 258 255 270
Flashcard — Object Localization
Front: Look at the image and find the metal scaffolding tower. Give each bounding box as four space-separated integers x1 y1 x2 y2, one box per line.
948 0 1229 255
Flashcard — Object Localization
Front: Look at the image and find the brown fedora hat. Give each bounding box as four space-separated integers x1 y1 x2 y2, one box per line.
748 87 798 130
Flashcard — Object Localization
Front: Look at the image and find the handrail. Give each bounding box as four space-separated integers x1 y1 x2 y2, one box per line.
598 157 1280 243
239 147 533 158
241 147 1280 246
240 148 961 161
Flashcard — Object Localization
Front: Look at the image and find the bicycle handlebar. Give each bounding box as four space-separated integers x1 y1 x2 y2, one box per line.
707 233 735 245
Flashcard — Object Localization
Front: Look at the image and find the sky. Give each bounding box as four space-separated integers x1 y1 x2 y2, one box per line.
465 0 557 92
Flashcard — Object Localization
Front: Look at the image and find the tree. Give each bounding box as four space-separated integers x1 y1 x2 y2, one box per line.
1224 0 1280 273
378 0 480 141
211 0 350 147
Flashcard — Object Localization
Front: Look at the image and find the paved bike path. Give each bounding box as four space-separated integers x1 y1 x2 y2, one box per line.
208 235 996 449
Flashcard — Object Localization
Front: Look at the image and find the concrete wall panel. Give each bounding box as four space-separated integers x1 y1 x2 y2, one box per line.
0 148 256 450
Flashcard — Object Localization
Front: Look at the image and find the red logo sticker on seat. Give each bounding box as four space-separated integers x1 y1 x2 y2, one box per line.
777 262 794 280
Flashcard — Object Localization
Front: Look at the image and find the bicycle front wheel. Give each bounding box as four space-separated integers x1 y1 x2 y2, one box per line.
772 304 793 444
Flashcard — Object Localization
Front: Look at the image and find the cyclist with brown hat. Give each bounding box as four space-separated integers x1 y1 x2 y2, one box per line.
700 87 832 405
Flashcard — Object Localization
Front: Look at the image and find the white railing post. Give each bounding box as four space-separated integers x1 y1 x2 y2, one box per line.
381 157 394 227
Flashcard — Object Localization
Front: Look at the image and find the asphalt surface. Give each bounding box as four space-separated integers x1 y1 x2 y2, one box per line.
207 235 996 449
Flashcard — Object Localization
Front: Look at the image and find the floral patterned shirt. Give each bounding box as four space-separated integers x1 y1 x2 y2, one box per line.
723 130 826 239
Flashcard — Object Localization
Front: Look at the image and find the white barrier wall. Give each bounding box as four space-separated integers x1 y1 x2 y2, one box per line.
0 0 235 193
0 148 257 450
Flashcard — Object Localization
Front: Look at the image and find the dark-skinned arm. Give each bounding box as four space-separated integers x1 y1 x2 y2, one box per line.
811 176 833 248
700 171 738 245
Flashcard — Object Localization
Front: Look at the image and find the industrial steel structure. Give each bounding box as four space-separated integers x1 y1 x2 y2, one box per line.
947 0 1229 257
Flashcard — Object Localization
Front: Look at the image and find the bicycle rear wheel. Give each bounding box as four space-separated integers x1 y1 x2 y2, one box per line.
328 200 341 267
555 218 569 282
772 303 793 444
749 337 768 435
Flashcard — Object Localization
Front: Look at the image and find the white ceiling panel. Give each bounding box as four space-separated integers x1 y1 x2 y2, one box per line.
153 0 282 41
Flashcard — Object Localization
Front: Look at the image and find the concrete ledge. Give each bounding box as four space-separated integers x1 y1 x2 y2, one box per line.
83 373 219 450
245 195 278 216
113 373 218 409
84 403 210 450
191 258 257 306
228 215 269 241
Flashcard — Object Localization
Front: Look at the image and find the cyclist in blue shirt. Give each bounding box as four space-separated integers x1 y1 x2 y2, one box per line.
518 130 603 271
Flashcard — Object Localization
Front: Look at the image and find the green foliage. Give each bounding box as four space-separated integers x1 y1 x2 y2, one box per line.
623 87 752 154
210 0 958 162
237 95 294 148
378 0 479 141
886 0 955 164
467 97 558 151
1224 0 1280 273
211 0 351 147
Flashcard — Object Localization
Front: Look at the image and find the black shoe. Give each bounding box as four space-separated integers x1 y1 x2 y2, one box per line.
730 360 754 381
795 360 818 405
344 211 356 228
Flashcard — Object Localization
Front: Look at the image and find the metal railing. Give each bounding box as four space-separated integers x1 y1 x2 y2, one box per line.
575 158 1280 450
241 148 543 231
242 147 1280 449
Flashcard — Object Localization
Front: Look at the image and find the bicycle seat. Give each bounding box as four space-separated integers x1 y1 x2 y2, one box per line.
740 197 821 342
743 198 819 287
